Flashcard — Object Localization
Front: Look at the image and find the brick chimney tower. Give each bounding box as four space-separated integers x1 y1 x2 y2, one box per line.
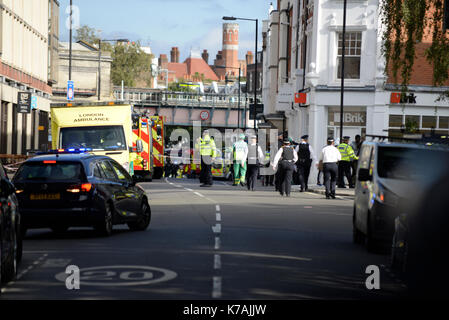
170 47 179 63
202 49 209 64
222 23 239 77
246 51 254 66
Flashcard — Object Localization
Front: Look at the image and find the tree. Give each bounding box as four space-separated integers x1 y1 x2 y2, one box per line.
74 25 112 51
380 0 449 99
111 41 152 87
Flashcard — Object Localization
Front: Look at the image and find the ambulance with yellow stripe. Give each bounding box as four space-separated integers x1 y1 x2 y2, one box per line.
50 102 138 174
130 115 165 181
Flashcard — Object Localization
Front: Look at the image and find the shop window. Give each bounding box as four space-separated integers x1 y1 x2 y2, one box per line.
422 116 437 129
439 116 449 129
405 115 420 131
337 32 362 79
389 115 403 127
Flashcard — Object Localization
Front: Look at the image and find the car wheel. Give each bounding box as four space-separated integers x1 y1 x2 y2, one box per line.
127 201 151 231
352 206 364 244
1 229 17 283
95 203 113 236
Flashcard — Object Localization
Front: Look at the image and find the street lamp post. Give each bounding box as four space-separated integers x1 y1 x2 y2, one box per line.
223 16 258 133
98 39 129 101
69 0 73 81
339 0 348 143
216 65 241 129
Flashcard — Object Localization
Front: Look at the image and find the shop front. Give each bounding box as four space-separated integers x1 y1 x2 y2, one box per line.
327 106 367 143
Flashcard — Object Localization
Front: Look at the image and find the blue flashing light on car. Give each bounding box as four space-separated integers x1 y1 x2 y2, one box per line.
36 148 92 155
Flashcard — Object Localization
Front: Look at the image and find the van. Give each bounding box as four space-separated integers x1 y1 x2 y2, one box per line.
353 140 449 252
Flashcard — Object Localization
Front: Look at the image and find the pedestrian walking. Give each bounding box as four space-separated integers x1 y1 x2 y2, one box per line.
294 135 317 192
337 136 358 188
319 138 341 199
272 138 298 197
196 130 216 187
246 135 264 191
233 133 248 186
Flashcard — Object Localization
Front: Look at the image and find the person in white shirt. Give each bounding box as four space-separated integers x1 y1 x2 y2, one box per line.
294 135 318 192
319 137 342 199
272 139 298 197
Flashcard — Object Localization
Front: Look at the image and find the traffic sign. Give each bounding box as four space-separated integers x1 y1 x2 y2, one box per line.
249 103 264 119
31 96 37 110
67 80 74 101
200 110 210 121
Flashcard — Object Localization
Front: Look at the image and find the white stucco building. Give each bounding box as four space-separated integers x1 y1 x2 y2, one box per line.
262 0 449 182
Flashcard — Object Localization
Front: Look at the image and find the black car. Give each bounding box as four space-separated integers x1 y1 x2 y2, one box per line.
353 141 449 252
0 163 22 286
12 151 151 236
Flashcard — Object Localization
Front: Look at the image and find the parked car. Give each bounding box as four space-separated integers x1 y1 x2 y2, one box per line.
12 150 151 237
353 140 449 252
390 165 449 297
0 163 22 286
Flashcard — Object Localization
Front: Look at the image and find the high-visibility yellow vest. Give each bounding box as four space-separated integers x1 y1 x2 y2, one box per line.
198 136 216 157
338 143 358 161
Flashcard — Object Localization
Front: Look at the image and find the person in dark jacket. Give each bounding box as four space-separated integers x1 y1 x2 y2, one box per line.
272 139 298 197
294 135 317 192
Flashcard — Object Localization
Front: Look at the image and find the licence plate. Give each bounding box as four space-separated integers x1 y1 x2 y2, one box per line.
30 193 61 200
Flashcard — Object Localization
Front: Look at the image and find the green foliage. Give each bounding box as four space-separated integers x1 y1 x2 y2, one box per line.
74 25 112 51
380 0 449 97
111 41 152 87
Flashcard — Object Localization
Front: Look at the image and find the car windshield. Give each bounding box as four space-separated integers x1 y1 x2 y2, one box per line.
377 146 449 180
13 162 85 182
60 126 127 151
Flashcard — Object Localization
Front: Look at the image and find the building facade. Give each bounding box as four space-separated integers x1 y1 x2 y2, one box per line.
0 0 59 156
52 41 113 103
262 0 449 183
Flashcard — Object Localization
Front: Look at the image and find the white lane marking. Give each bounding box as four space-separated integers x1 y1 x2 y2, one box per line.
216 205 220 212
305 192 321 196
4 253 48 291
214 254 221 270
212 276 222 298
194 192 205 198
212 224 221 234
216 213 221 222
215 237 221 250
185 188 194 192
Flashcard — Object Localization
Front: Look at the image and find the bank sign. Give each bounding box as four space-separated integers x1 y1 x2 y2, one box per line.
330 112 366 126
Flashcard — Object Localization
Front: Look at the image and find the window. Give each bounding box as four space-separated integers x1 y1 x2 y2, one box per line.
439 116 449 129
422 116 437 129
109 161 131 183
98 161 117 180
389 115 403 127
337 32 362 79
93 163 104 179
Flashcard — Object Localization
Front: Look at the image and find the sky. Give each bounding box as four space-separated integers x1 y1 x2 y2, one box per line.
59 0 272 62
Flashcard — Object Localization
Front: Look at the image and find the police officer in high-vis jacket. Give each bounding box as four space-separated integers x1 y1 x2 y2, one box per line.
337 136 358 188
196 130 216 187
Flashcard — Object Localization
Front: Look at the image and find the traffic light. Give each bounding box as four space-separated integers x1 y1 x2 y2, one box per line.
445 0 449 31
